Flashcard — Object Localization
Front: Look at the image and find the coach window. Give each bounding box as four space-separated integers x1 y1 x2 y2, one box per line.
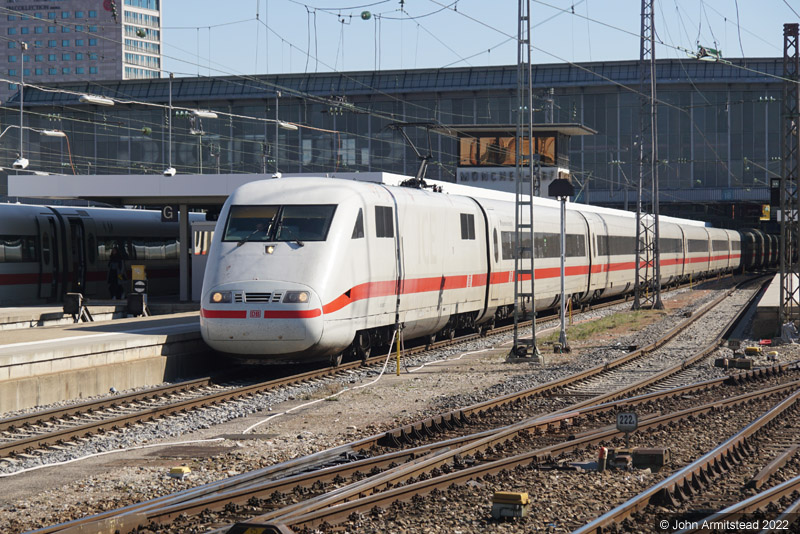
688 239 708 253
493 229 499 262
351 209 364 239
460 213 475 240
375 206 394 238
712 239 728 251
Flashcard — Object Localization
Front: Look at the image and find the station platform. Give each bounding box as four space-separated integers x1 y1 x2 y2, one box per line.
751 273 798 339
0 309 212 413
0 300 200 330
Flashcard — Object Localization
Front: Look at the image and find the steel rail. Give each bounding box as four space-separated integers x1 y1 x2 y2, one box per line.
3 274 747 461
0 376 215 433
34 276 764 533
253 380 800 531
53 378 797 534
572 388 800 534
118 365 798 529
675 474 800 533
378 274 766 446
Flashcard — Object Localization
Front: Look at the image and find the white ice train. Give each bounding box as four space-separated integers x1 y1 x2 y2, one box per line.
199 177 757 365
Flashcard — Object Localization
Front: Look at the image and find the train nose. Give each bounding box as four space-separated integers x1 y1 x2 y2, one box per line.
200 281 323 356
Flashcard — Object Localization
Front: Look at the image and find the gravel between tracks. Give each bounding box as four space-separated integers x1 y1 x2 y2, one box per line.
1 280 796 533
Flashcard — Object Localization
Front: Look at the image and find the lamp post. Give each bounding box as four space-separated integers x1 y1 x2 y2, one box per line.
190 109 217 174
549 177 576 353
14 42 28 170
275 91 280 173
164 73 176 176
273 91 299 174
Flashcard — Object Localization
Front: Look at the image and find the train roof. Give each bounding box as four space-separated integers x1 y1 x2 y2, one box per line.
247 172 709 228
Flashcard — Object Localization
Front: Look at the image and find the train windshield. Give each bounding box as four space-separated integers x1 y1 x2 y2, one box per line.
223 205 337 243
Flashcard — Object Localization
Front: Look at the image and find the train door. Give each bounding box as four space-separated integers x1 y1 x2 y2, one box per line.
35 215 58 299
82 218 99 294
67 217 87 294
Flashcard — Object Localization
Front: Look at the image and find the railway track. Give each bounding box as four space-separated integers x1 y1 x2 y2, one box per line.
0 276 739 466
27 275 779 534
575 388 800 534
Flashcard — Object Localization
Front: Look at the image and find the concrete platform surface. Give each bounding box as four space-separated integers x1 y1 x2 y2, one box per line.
0 312 213 412
0 300 200 330
752 273 798 339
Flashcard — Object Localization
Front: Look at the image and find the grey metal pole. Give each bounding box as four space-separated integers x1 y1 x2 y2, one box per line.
559 196 568 349
19 42 25 163
275 90 280 173
168 73 173 169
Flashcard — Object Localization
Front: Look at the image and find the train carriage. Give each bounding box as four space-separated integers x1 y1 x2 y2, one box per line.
0 204 199 305
200 177 756 365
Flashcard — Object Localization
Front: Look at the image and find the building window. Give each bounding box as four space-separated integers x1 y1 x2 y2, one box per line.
34 67 42 75
48 54 56 61
75 25 83 32
62 40 69 47
34 27 43 34
75 11 84 19
8 42 15 49
76 67 84 74
75 39 84 46
61 12 69 19
61 26 70 33
89 25 97 32
89 66 97 74
48 26 56 33
20 27 29 35
89 52 97 59
62 53 70 60
34 40 42 47
8 56 17 63
75 52 83 60
35 54 43 61
8 69 16 76
48 40 56 47
62 67 70 74
7 15 16 21
89 39 97 46
48 12 56 20
88 11 97 18
23 68 29 76
8 28 17 35
7 83 16 89
48 68 56 75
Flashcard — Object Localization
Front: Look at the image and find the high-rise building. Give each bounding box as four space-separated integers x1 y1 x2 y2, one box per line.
0 0 161 103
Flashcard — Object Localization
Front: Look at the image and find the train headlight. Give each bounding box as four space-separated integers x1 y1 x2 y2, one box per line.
283 291 309 304
210 291 232 304
265 245 275 254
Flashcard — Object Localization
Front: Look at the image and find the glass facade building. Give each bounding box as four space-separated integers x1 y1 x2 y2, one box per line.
0 0 161 103
2 57 783 227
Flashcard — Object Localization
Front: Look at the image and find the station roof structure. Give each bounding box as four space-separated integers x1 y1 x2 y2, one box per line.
433 123 597 137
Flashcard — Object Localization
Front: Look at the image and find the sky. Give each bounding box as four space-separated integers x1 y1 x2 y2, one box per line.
160 0 800 79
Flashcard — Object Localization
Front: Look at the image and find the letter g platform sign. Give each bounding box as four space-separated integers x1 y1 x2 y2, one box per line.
161 205 178 222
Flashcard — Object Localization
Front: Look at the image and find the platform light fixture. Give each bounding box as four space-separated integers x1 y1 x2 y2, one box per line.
164 72 176 177
192 110 218 119
79 94 115 106
40 129 66 137
278 120 298 131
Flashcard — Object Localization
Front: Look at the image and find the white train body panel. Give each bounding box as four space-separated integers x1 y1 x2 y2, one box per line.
200 177 748 363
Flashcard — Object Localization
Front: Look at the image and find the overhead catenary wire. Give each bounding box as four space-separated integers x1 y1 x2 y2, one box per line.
0 3 788 182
